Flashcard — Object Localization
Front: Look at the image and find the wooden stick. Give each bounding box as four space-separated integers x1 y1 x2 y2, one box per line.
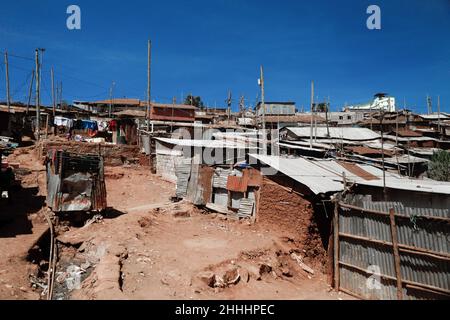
339 260 450 296
339 232 450 260
339 202 449 222
334 201 340 290
389 208 403 300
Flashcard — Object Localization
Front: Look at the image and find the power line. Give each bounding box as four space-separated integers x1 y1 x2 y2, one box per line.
0 50 34 61
10 70 33 101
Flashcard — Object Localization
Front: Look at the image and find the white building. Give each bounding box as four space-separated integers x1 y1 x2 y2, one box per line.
345 94 396 112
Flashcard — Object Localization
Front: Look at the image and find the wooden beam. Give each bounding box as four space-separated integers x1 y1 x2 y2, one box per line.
389 208 403 300
333 201 340 290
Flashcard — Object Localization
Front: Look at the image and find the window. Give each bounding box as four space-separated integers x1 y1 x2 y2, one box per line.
347 115 352 120
339 116 343 120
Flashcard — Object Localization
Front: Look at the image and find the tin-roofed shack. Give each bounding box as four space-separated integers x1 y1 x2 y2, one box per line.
46 150 107 212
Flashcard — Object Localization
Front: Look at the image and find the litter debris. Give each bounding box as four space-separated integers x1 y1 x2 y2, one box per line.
290 253 314 275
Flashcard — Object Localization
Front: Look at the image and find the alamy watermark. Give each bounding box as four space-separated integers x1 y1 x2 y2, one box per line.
367 5 381 30
366 265 382 290
66 5 81 30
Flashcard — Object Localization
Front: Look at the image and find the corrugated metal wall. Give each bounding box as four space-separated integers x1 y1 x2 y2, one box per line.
336 194 450 300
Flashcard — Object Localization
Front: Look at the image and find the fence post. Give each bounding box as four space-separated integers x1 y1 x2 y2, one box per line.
334 200 340 291
389 208 403 300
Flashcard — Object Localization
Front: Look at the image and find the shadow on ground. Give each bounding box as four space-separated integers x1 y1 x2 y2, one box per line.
0 186 46 238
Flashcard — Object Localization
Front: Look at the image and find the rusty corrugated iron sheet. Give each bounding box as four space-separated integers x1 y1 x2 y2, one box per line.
46 150 107 212
337 194 450 300
226 175 248 193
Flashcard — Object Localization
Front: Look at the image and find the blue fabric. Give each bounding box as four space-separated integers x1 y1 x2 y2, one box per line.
81 120 98 130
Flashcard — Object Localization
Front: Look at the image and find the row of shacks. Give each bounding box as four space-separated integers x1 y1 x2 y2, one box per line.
150 127 450 300
2 100 449 299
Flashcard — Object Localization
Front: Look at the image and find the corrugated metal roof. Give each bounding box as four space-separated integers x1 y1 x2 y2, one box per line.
155 137 257 149
286 127 380 141
418 114 449 120
249 154 345 194
383 135 438 142
277 142 325 152
249 154 450 195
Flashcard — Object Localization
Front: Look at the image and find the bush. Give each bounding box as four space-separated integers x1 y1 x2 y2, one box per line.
427 150 450 181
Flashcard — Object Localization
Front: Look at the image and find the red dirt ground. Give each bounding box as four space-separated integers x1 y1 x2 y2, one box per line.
0 144 352 300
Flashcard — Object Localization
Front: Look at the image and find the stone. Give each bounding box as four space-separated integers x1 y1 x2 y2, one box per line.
246 265 262 281
239 268 250 283
173 210 190 218
281 267 293 277
222 268 240 285
198 271 215 288
259 263 272 275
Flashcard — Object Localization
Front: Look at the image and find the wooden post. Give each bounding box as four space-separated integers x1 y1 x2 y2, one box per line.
309 81 314 148
51 67 55 117
389 208 403 300
45 113 49 139
260 66 266 155
35 49 40 141
333 200 340 290
147 39 151 131
26 70 35 114
4 51 11 113
327 222 334 286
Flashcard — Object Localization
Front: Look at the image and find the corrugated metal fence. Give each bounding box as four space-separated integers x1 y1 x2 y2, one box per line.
335 194 449 300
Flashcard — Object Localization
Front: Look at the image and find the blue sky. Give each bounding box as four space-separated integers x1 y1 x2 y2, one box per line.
0 0 449 113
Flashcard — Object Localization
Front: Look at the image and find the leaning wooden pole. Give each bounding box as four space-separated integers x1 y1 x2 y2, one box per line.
333 200 340 291
147 39 151 131
4 51 11 113
389 208 403 300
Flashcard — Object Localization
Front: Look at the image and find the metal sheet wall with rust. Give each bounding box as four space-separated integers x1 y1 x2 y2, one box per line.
46 150 107 212
337 195 450 300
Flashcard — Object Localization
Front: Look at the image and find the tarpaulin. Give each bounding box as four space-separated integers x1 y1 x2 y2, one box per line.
81 120 98 130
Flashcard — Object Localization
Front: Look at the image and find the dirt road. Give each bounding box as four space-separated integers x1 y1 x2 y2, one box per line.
0 146 351 300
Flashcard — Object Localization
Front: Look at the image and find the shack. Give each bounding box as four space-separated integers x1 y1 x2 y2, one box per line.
46 150 107 212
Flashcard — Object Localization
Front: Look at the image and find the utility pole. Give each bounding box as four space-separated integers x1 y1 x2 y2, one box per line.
226 91 232 124
35 49 41 140
426 95 432 115
26 70 35 114
51 67 55 117
4 51 11 112
380 111 387 199
314 95 318 142
55 83 58 109
259 66 266 154
437 95 441 135
109 82 115 117
395 109 399 147
239 95 245 116
309 81 314 148
325 96 330 138
147 39 151 131
60 82 63 108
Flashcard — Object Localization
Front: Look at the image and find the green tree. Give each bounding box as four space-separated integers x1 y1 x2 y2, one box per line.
427 150 450 181
184 94 204 109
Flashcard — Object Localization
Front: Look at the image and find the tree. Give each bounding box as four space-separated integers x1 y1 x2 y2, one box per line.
184 94 204 109
427 150 450 181
315 102 328 112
